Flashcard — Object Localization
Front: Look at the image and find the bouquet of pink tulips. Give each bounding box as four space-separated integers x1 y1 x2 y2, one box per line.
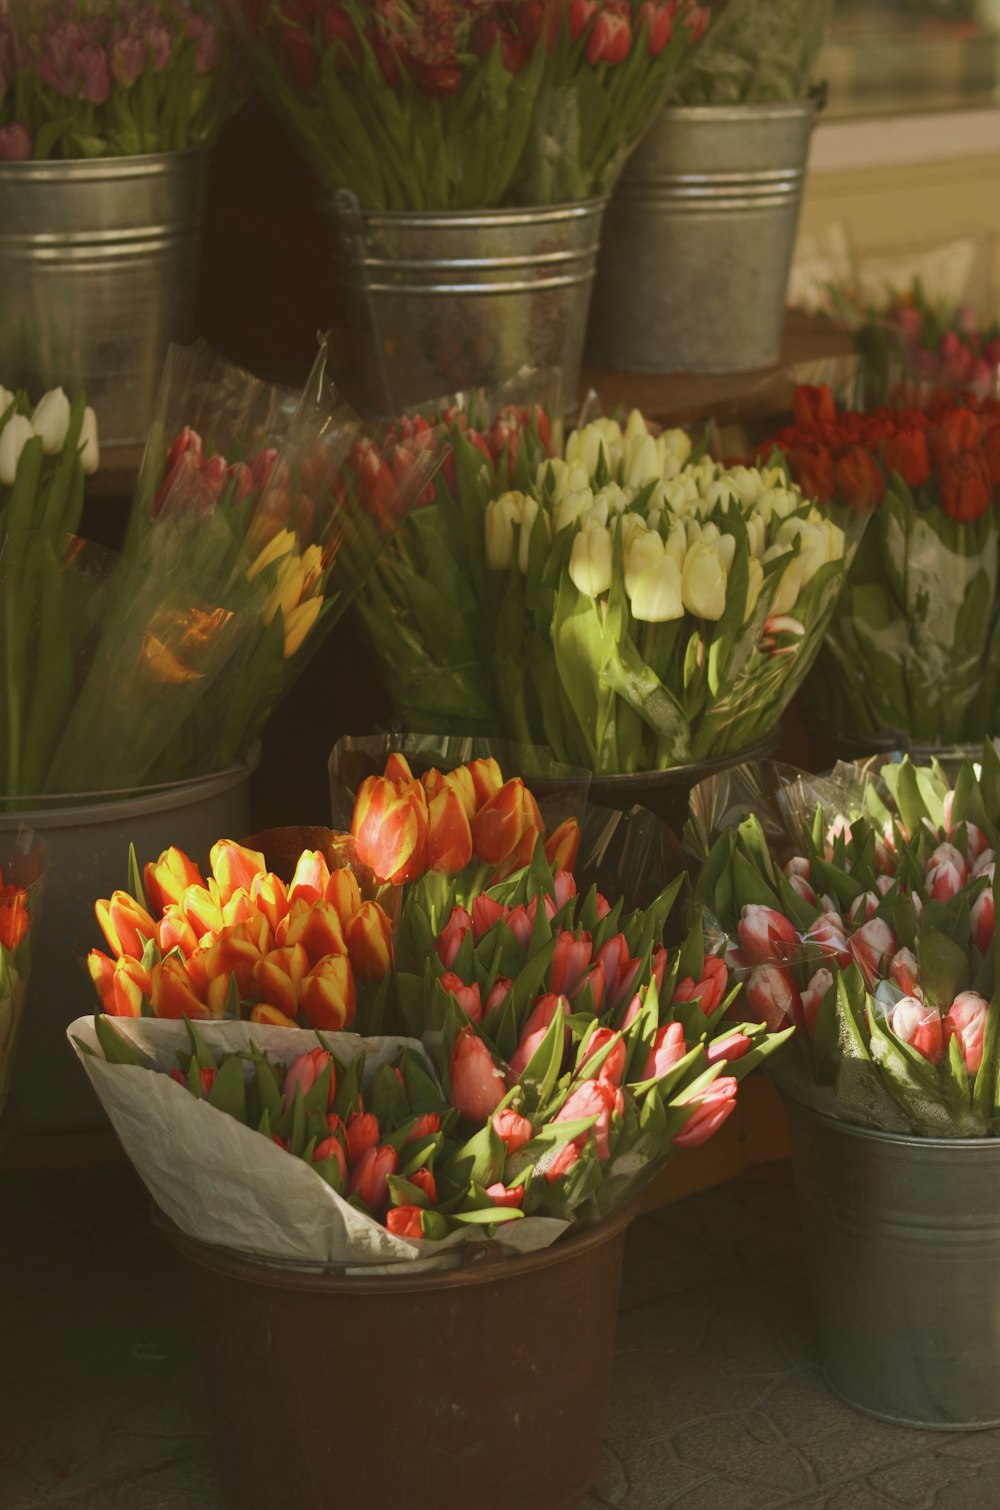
0 0 247 161
692 747 1000 1136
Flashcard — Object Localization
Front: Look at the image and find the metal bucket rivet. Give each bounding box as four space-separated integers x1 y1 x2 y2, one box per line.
324 193 608 417
0 150 210 450
586 100 820 375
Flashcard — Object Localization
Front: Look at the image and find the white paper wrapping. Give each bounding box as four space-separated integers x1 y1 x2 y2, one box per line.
68 1016 568 1274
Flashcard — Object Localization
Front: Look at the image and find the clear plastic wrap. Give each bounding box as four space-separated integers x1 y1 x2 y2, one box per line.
669 0 832 105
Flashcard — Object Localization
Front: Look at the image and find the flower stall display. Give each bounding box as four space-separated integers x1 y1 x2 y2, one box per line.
0 0 246 160
691 747 1000 1136
350 405 868 775
0 832 45 1116
757 383 1000 748
235 0 710 212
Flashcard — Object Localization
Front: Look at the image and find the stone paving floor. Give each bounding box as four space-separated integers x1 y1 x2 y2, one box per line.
3 1160 1000 1510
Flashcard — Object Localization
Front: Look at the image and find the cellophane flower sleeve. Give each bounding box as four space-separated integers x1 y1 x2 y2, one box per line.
670 0 832 105
231 0 711 212
688 748 1000 1137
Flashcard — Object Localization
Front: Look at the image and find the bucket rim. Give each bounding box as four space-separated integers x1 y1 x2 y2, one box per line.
157 1196 640 1294
652 99 822 127
586 730 780 795
0 742 260 827
322 192 610 231
0 146 212 183
784 1094 1000 1153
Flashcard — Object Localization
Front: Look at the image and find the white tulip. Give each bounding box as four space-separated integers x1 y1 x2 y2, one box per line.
725 466 764 507
518 494 545 575
623 431 660 488
594 481 631 517
0 386 14 416
79 405 99 475
682 540 728 620
664 522 688 568
564 424 602 477
663 475 699 513
659 428 693 477
757 485 799 524
542 456 589 505
0 413 36 486
714 530 736 572
624 527 665 595
630 554 685 622
623 408 649 447
554 485 595 533
745 513 766 560
569 524 613 598
583 493 610 529
31 386 70 455
744 557 765 622
703 478 740 511
763 542 804 615
485 491 525 569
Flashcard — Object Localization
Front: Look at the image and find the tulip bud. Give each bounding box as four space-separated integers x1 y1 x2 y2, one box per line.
579 1026 627 1086
144 846 206 914
0 413 35 486
283 1047 336 1111
890 997 944 1066
30 387 70 455
555 1078 623 1160
681 539 727 620
746 964 803 1031
386 1205 425 1238
79 406 99 475
972 888 996 956
345 1109 380 1166
95 890 159 959
437 905 473 969
889 948 921 997
641 1020 687 1081
737 904 799 966
484 491 525 569
345 901 393 981
492 1107 534 1156
349 1143 398 1215
544 1139 581 1184
300 954 356 1030
569 524 613 598
450 1026 506 1121
149 954 212 1019
673 1077 738 1149
944 990 989 1074
706 1029 753 1065
800 967 834 1037
210 839 267 904
849 917 897 982
439 970 483 1023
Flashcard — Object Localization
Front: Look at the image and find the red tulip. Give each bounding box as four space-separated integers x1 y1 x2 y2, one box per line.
345 901 393 981
349 1143 398 1214
437 905 472 968
737 904 799 966
353 774 428 884
641 1020 687 1080
789 445 834 504
300 954 356 1030
283 1047 336 1110
567 0 598 42
554 870 577 909
793 383 837 433
746 964 803 1031
929 407 980 467
555 1079 623 1160
493 1107 534 1156
484 976 514 1018
439 970 483 1023
450 1026 506 1121
940 450 992 523
345 1110 380 1166
883 428 931 489
405 1165 437 1205
638 0 672 55
834 446 885 509
470 778 542 868
889 997 944 1066
472 893 505 941
311 1136 348 1184
386 1205 425 1238
544 1139 581 1184
143 846 205 913
156 903 200 959
579 1027 627 1086
467 756 504 806
550 930 593 996
674 1077 738 1148
504 904 535 949
404 1112 441 1144
586 7 631 62
95 890 159 960
508 993 570 1080
943 991 989 1074
672 956 728 1016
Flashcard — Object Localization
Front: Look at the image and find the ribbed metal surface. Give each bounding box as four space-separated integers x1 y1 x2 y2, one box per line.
787 1098 1000 1429
0 151 209 447
326 193 607 416
587 101 818 375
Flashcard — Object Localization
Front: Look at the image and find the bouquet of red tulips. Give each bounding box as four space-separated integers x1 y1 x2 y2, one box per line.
691 748 1000 1136
234 0 710 211
757 383 1000 746
0 831 46 1115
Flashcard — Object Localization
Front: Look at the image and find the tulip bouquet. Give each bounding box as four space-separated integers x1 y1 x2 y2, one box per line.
234 0 710 211
482 409 865 772
0 0 247 161
0 380 99 530
0 831 46 1116
757 383 1000 746
691 747 1000 1136
669 0 832 105
346 393 556 736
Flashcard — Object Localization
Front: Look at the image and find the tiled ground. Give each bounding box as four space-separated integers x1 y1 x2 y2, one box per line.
2 1160 1000 1510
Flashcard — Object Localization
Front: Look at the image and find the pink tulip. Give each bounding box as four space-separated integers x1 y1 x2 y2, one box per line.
553 870 577 909
876 874 897 897
737 904 799 966
944 991 989 1074
800 967 834 1037
674 1077 738 1148
450 1026 506 1121
436 905 472 968
508 994 570 1080
926 860 965 903
579 1027 627 1086
889 948 921 997
345 1110 380 1167
848 891 880 926
472 893 504 940
349 1143 398 1214
0 122 32 160
787 873 818 906
555 1079 623 1160
849 917 897 982
550 930 593 996
486 1181 524 1209
745 964 803 1031
404 1112 440 1145
972 889 996 956
492 1108 533 1156
889 997 945 1066
505 905 534 949
784 856 810 880
672 955 728 1016
439 971 483 1024
641 1020 687 1080
484 976 514 1017
282 1047 336 1111
545 1139 581 1184
706 1030 752 1066
973 849 996 878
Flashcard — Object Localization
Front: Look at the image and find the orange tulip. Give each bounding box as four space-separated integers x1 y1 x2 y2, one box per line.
543 818 580 874
209 839 267 904
426 783 473 873
470 779 540 868
143 846 206 914
254 943 310 1019
353 774 428 884
157 904 200 960
422 765 476 819
324 867 361 929
384 751 414 784
346 901 394 981
467 756 503 807
95 891 159 960
288 849 332 904
249 1002 298 1029
187 925 263 1010
277 897 346 965
150 955 213 1019
250 871 290 934
87 951 151 1017
0 887 28 951
300 954 356 1030
179 882 226 939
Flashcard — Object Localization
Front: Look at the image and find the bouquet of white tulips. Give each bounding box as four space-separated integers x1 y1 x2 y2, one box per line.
483 410 869 772
0 382 99 537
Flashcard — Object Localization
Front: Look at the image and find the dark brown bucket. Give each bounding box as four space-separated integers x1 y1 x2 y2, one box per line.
163 1201 637 1510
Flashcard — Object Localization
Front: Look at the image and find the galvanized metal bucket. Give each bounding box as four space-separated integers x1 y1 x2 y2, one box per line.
786 1098 1000 1429
587 100 820 375
0 748 256 1135
324 193 607 416
0 150 209 449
